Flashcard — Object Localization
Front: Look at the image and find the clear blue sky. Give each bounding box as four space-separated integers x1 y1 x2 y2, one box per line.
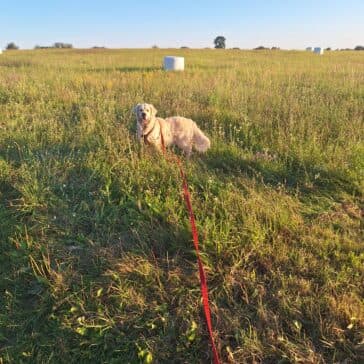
1 0 363 49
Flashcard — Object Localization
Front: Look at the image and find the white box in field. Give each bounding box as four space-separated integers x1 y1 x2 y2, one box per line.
164 56 184 71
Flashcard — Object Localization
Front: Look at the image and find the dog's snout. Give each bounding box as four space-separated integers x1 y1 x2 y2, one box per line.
141 112 146 117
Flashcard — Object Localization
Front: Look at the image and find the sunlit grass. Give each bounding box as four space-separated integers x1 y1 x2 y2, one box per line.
0 49 363 363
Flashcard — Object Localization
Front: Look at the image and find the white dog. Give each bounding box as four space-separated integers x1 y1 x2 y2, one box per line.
133 103 210 157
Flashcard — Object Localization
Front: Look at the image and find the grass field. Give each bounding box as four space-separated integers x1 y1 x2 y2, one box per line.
0 48 363 363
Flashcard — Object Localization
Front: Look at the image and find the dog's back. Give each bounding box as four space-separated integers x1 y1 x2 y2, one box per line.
166 117 210 154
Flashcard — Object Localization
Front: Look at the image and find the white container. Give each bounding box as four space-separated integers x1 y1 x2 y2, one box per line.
314 47 324 55
163 56 184 71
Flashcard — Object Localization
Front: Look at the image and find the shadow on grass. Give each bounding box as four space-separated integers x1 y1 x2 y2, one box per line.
87 66 162 73
0 132 196 263
0 60 36 68
190 64 234 71
0 180 23 276
0 131 100 169
203 147 362 201
0 142 205 362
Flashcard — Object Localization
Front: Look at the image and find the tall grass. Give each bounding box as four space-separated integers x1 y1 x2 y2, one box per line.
0 49 363 363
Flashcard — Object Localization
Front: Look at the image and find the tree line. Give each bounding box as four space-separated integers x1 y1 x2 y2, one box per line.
213 36 364 50
4 42 73 50
3 39 364 51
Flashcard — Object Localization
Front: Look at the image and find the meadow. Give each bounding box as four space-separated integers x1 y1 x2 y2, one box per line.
0 48 363 363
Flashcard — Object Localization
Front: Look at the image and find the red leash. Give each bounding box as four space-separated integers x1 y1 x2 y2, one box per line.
159 130 221 364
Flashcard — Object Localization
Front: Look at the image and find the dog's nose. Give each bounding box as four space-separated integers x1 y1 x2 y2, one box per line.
141 112 146 118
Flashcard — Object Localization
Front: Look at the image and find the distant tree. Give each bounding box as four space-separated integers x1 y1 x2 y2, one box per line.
254 46 268 50
35 45 53 49
6 42 19 50
180 46 189 49
325 47 331 51
53 42 73 49
232 47 240 50
214 36 226 49
152 45 159 49
354 45 364 51
271 46 280 50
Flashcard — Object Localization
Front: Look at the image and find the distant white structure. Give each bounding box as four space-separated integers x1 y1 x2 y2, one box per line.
0 49 2 54
314 47 324 55
163 56 184 71
306 47 314 52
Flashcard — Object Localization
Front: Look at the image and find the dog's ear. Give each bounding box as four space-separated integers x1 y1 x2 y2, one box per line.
150 104 157 117
133 104 141 114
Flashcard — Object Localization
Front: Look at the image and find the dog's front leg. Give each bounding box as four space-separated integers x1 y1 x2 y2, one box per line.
136 123 144 144
136 123 146 159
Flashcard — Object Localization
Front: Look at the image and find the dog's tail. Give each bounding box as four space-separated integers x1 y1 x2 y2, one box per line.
193 124 211 152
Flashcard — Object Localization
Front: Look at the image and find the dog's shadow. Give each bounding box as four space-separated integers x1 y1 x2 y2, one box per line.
202 146 361 202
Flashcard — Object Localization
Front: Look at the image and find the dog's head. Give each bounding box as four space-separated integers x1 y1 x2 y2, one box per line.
133 103 157 127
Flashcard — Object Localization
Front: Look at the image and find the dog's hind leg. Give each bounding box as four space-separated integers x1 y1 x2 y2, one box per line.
180 142 192 158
